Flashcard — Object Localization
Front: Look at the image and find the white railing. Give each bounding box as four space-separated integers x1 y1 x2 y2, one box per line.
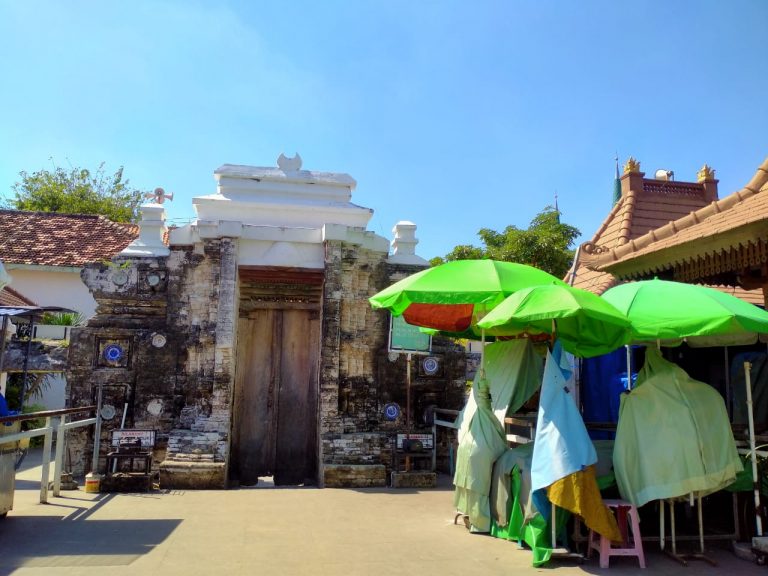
432 408 460 474
0 406 97 503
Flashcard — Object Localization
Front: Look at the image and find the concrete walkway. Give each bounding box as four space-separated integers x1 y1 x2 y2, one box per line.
0 453 763 576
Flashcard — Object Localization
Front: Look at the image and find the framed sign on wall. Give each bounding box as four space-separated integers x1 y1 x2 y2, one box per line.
388 314 431 355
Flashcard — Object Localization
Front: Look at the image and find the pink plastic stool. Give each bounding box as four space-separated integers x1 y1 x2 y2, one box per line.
588 499 646 569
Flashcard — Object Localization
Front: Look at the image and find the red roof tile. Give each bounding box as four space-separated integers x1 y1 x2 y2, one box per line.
595 158 768 275
0 210 139 267
0 286 36 306
569 175 713 294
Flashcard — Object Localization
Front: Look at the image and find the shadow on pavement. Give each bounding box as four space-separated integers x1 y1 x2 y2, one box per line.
0 514 181 569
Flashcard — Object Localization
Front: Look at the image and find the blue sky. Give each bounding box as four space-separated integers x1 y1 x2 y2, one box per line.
1 1 766 260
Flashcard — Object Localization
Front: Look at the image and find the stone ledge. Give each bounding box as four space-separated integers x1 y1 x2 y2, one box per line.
323 464 386 488
390 472 437 489
159 460 226 489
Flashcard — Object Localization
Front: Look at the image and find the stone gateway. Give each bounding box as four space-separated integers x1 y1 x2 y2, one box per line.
66 156 467 489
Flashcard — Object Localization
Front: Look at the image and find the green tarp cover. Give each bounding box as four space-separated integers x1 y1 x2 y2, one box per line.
489 443 570 566
483 339 544 424
614 348 743 507
453 340 542 532
489 441 617 566
453 377 508 532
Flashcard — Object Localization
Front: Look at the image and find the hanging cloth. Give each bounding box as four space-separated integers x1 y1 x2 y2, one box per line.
531 341 597 490
453 376 508 532
531 341 620 542
613 347 743 507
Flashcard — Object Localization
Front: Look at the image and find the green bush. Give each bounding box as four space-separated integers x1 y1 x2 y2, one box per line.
40 312 85 326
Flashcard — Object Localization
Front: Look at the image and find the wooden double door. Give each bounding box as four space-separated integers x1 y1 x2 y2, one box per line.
232 303 321 486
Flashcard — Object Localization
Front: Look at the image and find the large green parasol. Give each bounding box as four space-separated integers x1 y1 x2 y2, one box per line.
369 259 565 334
602 278 768 538
601 278 768 346
476 284 631 358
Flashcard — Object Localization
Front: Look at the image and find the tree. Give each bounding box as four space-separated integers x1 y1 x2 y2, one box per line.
432 206 581 278
6 162 146 222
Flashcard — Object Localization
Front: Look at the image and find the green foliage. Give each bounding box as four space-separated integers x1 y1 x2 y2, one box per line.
20 403 48 447
4 373 55 410
6 161 145 222
40 312 85 326
435 206 581 278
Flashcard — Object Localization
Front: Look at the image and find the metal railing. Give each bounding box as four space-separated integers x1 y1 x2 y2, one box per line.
432 408 460 474
0 405 96 503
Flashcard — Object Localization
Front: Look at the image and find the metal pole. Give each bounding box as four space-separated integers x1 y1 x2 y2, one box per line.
405 353 411 472
724 347 731 419
0 315 9 374
53 414 67 497
91 385 103 474
744 361 763 536
625 345 632 389
480 328 486 378
698 494 705 553
39 417 52 504
551 502 557 549
19 316 35 409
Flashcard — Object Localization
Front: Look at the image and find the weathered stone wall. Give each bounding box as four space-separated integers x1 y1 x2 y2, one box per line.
319 244 467 486
67 233 467 489
66 239 235 486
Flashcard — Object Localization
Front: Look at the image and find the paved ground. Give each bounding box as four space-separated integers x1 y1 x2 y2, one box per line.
0 450 764 576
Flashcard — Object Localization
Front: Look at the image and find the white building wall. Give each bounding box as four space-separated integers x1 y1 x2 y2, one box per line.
6 266 97 318
4 266 93 411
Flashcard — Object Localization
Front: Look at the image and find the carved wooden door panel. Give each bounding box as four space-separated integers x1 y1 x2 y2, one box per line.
273 308 320 485
233 306 320 486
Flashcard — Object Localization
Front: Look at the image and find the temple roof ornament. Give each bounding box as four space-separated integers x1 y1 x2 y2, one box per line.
623 157 641 175
697 164 716 182
277 153 302 172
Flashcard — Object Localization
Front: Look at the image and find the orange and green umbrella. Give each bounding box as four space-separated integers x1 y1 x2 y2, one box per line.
369 259 565 334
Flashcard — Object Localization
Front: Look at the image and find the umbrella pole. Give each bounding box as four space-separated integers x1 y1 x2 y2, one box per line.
480 328 486 378
724 347 731 419
406 352 412 472
745 360 763 536
625 345 632 390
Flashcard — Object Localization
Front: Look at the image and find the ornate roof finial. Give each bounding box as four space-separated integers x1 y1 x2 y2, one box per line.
697 164 716 182
623 156 641 175
277 153 302 172
144 187 174 204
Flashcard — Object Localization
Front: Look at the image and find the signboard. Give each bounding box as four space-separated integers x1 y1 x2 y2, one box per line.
389 314 431 354
396 433 434 450
110 429 156 448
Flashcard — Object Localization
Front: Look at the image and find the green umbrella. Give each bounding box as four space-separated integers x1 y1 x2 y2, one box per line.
476 284 631 358
369 259 565 334
602 278 768 537
601 278 768 346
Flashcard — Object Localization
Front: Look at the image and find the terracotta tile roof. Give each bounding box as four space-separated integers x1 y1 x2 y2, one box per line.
569 176 713 294
0 210 139 267
595 158 768 276
715 284 765 306
0 286 36 306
